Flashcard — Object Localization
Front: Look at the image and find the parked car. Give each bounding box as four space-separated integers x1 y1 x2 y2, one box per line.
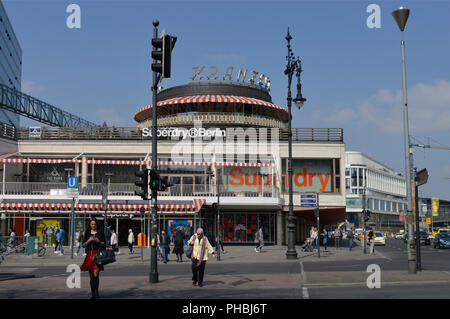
432 233 450 249
403 231 430 245
394 232 404 240
373 232 386 246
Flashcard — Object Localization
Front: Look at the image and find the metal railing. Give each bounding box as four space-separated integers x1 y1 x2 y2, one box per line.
16 126 343 143
0 182 280 198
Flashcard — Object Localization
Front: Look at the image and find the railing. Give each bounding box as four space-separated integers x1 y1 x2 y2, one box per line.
16 126 343 143
0 182 280 198
152 113 286 129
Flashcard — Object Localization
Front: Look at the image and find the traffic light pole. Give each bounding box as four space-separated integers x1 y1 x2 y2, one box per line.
363 188 367 254
414 168 421 271
216 168 220 261
149 20 160 284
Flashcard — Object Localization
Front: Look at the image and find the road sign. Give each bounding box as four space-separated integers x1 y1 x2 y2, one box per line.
399 210 405 223
140 207 146 215
67 176 78 189
301 194 317 208
425 218 431 225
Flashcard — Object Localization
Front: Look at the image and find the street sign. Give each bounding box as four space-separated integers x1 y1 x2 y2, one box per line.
67 177 79 197
301 194 317 208
432 197 439 217
399 210 405 223
425 218 431 225
140 207 146 215
67 176 78 189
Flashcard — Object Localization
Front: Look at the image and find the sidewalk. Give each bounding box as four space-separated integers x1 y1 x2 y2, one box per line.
0 243 383 267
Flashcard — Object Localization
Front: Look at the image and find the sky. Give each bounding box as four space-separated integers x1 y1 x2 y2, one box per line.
3 0 450 199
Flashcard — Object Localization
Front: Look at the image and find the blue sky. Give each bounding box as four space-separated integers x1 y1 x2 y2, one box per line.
3 0 450 199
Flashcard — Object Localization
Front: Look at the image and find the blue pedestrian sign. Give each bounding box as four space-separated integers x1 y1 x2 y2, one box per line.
67 177 78 189
301 194 317 208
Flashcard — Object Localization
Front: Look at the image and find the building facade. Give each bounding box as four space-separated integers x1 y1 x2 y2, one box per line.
345 151 407 232
0 79 346 247
0 1 21 127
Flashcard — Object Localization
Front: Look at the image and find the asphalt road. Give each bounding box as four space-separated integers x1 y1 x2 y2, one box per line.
303 237 450 299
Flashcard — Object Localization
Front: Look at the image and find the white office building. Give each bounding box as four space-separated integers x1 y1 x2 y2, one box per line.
345 151 407 232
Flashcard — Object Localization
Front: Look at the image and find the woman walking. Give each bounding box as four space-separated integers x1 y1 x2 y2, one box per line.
188 228 216 287
128 229 134 254
80 218 105 299
173 226 185 262
322 228 328 251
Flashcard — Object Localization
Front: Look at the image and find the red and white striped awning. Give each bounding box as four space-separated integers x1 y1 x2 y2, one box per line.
134 95 287 120
0 158 274 167
0 199 206 213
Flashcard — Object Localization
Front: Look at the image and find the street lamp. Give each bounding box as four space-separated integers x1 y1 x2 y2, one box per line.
284 28 307 259
392 6 416 274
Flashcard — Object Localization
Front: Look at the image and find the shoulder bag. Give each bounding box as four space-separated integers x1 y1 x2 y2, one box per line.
95 246 116 266
186 235 196 258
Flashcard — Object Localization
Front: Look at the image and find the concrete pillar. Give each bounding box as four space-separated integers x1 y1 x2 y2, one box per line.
0 213 6 236
276 211 283 246
81 156 87 189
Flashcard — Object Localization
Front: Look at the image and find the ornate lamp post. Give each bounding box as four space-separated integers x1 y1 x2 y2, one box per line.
285 28 306 259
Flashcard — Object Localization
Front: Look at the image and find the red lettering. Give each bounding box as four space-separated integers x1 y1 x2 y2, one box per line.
230 168 244 186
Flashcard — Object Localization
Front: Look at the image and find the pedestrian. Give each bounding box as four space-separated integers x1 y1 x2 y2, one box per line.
54 227 60 253
110 229 119 254
24 229 30 238
334 228 341 249
188 228 216 287
76 231 86 256
348 227 355 251
322 228 328 251
311 227 318 250
255 226 264 252
43 227 48 247
47 226 53 247
58 227 65 255
173 226 185 262
368 229 375 254
160 229 171 263
127 229 134 254
7 228 16 251
80 218 105 299
105 222 111 246
216 231 225 254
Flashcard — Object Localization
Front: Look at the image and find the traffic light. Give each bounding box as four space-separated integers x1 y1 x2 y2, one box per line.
151 34 177 78
364 209 372 222
134 169 149 200
212 203 218 211
158 175 173 192
149 169 159 191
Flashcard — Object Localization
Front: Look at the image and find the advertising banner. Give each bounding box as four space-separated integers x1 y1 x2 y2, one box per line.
432 197 439 217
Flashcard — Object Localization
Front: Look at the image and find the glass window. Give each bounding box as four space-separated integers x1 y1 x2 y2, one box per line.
345 168 350 176
352 189 358 194
374 199 379 211
359 168 363 187
380 200 386 211
386 201 392 212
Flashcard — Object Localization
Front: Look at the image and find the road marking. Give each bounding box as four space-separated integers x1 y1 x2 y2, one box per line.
304 280 450 288
302 287 310 299
300 261 307 283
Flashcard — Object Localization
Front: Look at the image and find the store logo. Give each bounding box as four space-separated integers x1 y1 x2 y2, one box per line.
229 168 276 192
192 66 271 91
142 127 225 139
47 167 63 182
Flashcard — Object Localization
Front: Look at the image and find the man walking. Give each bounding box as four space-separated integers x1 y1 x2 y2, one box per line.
110 229 119 255
160 229 171 263
188 228 216 287
322 228 328 251
128 229 134 254
368 229 375 254
58 227 65 255
255 226 264 253
334 228 341 249
348 228 355 251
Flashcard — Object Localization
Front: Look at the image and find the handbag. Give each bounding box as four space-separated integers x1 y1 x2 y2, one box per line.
94 247 116 266
186 235 196 258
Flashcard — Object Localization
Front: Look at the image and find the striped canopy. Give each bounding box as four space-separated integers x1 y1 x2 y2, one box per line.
134 94 287 122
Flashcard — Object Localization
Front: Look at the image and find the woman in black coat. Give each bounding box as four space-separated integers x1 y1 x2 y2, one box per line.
80 218 105 299
173 226 185 262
